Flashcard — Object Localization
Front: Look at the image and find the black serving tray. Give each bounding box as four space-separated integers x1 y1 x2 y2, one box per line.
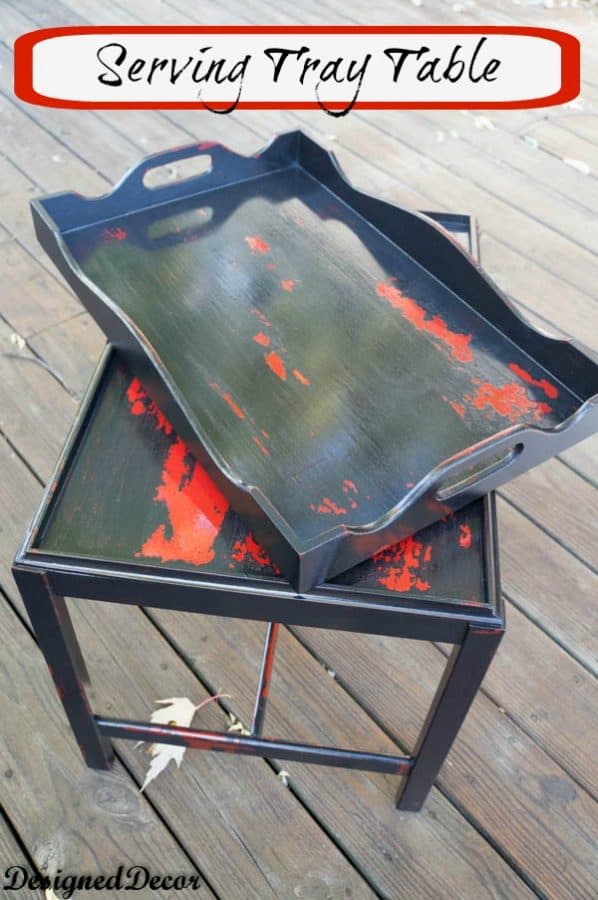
31 131 598 591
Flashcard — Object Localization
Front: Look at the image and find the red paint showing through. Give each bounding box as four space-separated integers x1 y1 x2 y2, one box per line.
231 533 281 574
450 400 466 418
136 437 229 566
508 363 559 400
459 524 472 549
260 624 280 700
253 436 271 457
102 226 127 241
253 331 270 347
127 378 278 573
465 381 552 423
245 235 270 254
127 378 173 435
292 368 310 386
251 307 271 327
376 280 473 363
210 382 245 419
374 534 432 593
310 497 348 516
265 351 286 381
281 279 296 292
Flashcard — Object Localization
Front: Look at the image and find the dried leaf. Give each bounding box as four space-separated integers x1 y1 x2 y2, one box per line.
9 332 26 350
227 712 250 735
139 694 226 791
562 157 591 175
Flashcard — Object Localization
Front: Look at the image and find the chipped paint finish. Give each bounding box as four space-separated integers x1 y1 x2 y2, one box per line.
264 350 286 381
459 524 473 549
245 235 270 254
36 356 488 605
508 362 559 400
464 381 552 423
376 280 473 363
102 226 127 241
374 535 433 593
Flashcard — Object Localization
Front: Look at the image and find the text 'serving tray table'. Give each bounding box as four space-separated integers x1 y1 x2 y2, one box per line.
31 131 598 590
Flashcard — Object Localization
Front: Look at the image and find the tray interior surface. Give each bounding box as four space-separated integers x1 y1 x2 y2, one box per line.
64 165 579 545
35 354 489 607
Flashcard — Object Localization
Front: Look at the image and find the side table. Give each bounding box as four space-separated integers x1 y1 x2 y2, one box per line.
13 212 504 811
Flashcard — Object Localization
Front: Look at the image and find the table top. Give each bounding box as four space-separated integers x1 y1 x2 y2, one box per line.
30 350 496 610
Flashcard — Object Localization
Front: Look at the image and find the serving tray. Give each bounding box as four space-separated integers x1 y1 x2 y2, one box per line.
31 131 598 591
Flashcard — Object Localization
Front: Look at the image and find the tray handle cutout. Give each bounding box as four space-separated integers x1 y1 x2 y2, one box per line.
435 441 524 503
143 153 212 189
117 142 227 206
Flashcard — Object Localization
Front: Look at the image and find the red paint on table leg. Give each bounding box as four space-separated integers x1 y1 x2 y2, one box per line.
281 279 296 292
253 331 271 347
376 280 473 363
265 351 286 381
245 235 270 254
342 480 358 494
137 438 229 566
508 363 559 399
459 524 472 549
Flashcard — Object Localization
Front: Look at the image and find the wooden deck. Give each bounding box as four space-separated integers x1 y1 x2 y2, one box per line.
1 0 597 897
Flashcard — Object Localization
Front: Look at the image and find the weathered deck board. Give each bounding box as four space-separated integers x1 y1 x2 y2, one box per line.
0 817 44 899
497 498 598 675
0 574 215 897
290 626 598 899
145 611 536 900
1 0 597 896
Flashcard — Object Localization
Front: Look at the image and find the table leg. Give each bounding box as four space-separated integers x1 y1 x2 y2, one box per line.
396 624 503 811
14 568 113 770
251 622 280 737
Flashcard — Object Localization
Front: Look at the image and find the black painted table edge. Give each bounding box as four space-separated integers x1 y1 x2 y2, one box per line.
30 130 598 592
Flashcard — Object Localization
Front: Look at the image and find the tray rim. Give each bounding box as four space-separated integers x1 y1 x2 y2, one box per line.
30 130 598 591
